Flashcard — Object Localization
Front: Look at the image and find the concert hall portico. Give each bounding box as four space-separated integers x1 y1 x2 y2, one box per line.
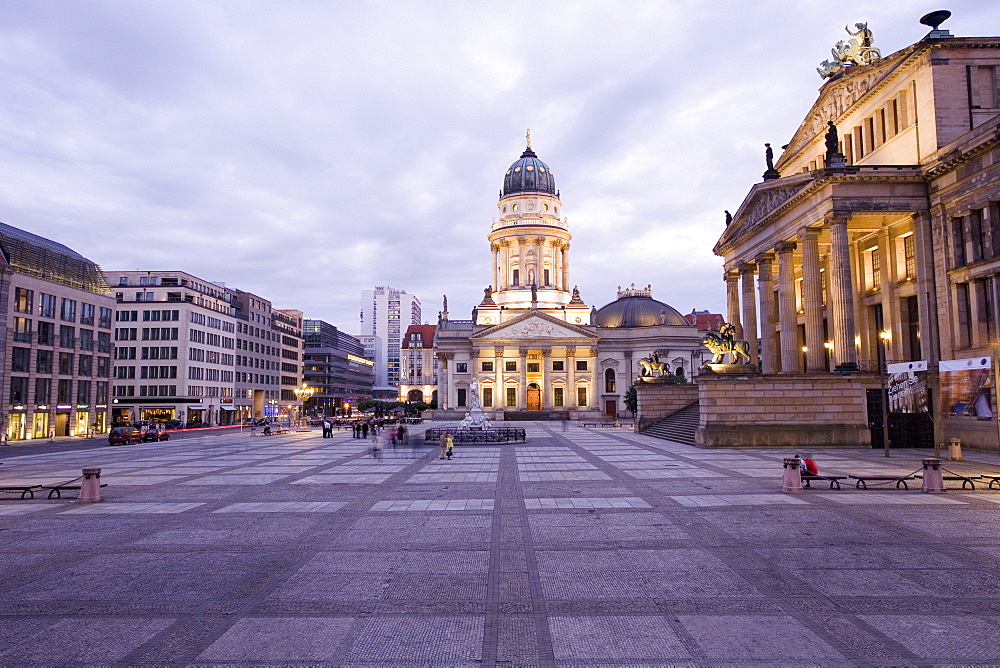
715 167 931 375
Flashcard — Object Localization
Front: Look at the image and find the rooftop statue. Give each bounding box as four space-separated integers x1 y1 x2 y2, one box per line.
817 22 882 79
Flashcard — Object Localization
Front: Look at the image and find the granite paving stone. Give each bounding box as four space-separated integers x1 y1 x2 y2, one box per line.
3 422 1000 664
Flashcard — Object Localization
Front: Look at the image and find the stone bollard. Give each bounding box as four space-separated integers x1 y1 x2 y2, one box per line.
921 458 945 494
78 467 103 503
782 458 803 493
948 438 963 462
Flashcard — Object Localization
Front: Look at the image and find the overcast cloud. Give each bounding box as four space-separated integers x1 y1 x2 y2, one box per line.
1 1 993 332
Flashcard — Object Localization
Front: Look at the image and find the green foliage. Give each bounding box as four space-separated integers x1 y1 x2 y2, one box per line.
624 384 638 416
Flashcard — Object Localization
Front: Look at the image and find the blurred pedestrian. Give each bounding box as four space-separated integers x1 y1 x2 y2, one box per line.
446 433 454 460
439 432 448 459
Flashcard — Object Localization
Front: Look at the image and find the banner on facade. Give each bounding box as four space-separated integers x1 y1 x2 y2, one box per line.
887 371 928 414
939 356 993 418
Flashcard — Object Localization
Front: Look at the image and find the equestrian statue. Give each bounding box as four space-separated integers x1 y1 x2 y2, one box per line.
637 352 670 378
701 323 752 365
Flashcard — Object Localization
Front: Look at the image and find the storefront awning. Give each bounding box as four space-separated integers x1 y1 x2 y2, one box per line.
188 406 205 410
219 405 237 410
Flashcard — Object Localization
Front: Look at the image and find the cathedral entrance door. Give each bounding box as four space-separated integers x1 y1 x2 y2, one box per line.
527 383 541 411
605 400 617 418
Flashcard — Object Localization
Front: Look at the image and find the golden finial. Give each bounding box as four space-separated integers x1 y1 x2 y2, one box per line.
526 128 532 149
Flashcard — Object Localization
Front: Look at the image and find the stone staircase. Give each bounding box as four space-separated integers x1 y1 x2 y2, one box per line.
641 401 699 445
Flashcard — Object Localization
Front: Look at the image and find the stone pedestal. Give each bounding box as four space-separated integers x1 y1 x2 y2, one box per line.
921 458 945 494
782 458 803 493
78 467 102 503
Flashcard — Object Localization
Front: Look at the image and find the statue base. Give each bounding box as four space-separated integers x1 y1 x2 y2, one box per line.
700 363 759 374
636 375 679 384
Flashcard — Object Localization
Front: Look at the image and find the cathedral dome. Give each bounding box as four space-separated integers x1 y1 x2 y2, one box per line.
594 284 687 328
502 147 557 197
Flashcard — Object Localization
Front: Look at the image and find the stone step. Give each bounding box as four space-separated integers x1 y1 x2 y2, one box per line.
641 401 699 445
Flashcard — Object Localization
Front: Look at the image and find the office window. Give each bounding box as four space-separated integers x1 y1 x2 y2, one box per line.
97 332 112 353
10 377 28 404
554 387 564 407
79 355 93 376
37 321 54 345
36 350 52 374
97 357 110 378
577 387 588 406
39 293 56 318
576 360 588 371
34 377 51 404
506 387 517 407
456 362 467 373
80 303 95 326
482 387 493 407
505 361 517 372
61 298 77 322
77 380 91 404
552 360 564 371
12 347 30 372
99 307 113 328
14 287 33 313
79 329 94 351
457 388 467 407
57 379 72 404
59 325 75 348
13 317 31 343
481 361 493 372
58 352 73 375
96 382 109 404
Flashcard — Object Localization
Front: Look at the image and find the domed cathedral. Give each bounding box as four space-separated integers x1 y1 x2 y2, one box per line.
433 136 709 421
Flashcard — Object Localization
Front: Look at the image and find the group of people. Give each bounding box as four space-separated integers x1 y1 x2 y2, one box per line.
438 432 454 460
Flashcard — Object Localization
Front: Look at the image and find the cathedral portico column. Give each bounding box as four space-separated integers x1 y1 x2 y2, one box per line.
827 214 859 371
776 242 799 373
494 347 504 410
725 270 742 338
799 227 826 372
567 348 576 409
757 253 778 374
436 352 453 410
540 349 549 409
740 263 759 367
519 347 528 409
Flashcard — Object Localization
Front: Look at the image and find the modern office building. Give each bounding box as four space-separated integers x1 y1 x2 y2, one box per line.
230 289 282 422
273 308 305 420
302 319 374 416
106 271 238 426
359 286 421 387
1 222 115 440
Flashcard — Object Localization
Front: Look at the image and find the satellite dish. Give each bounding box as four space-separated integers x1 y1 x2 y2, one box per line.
919 10 951 30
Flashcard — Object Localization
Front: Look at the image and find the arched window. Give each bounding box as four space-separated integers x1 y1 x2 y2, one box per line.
605 368 616 393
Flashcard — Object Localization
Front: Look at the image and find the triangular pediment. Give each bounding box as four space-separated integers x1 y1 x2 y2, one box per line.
715 175 813 253
472 311 596 341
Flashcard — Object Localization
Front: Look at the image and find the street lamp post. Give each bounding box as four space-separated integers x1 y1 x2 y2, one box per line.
292 384 316 431
877 328 892 458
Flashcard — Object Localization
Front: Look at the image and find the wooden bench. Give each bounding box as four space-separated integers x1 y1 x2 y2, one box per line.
914 474 980 490
41 482 109 499
0 485 42 499
801 474 847 489
848 474 915 490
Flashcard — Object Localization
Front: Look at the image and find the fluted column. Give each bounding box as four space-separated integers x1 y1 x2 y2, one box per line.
494 346 504 409
589 348 598 410
799 227 826 371
518 347 527 409
740 263 759 367
757 253 778 374
725 270 742 338
540 349 549 409
776 243 799 373
491 243 500 292
567 348 576 409
500 241 510 290
561 244 571 289
828 214 859 371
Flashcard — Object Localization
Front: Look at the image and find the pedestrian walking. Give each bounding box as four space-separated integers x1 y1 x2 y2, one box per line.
362 422 369 439
397 425 405 447
439 432 448 459
446 433 455 460
323 420 331 438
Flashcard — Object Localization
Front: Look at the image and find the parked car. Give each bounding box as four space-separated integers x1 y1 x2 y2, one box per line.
108 426 142 446
141 425 170 442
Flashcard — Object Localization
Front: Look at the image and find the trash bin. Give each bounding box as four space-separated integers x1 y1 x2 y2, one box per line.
948 438 963 462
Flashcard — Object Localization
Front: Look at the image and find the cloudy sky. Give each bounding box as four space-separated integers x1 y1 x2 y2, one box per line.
1 1 993 332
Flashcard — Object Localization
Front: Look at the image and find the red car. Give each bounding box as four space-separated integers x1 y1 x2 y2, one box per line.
108 426 142 445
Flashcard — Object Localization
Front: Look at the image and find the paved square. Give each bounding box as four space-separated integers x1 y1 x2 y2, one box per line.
3 422 1000 664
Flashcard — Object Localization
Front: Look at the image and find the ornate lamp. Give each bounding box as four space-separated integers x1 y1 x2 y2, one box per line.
292 384 316 429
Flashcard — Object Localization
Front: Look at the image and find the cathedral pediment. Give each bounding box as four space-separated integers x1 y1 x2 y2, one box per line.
472 311 596 341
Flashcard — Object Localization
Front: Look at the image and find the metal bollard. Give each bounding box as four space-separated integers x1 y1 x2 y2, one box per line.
78 467 103 503
782 458 803 493
921 458 945 494
948 438 963 462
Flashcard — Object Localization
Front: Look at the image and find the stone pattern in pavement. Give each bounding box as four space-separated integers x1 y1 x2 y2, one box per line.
3 424 1000 664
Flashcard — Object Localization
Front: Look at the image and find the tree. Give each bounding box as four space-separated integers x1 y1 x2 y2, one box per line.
624 384 638 417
